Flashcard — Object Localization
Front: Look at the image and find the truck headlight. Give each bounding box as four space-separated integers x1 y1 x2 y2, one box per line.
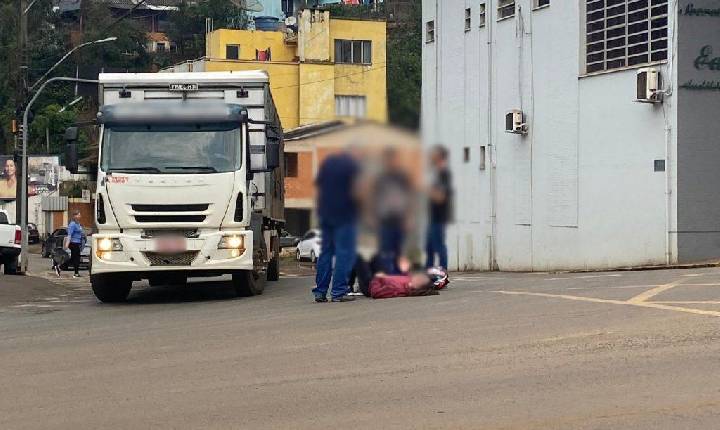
97 238 123 252
218 235 244 250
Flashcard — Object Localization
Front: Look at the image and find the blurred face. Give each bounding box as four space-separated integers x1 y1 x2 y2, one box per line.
73 212 82 222
431 150 448 169
4 159 15 177
410 273 431 288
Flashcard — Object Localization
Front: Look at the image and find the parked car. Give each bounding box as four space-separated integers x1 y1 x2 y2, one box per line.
42 227 67 258
57 242 92 270
296 229 321 263
279 229 300 249
27 223 40 244
0 209 21 275
42 228 89 259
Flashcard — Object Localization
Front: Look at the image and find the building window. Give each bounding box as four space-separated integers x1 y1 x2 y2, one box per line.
463 147 470 162
156 42 166 53
426 20 435 43
498 0 515 20
585 0 669 74
479 3 486 27
285 153 298 178
535 0 550 8
335 95 367 118
465 8 472 32
226 44 240 60
334 40 372 65
281 0 294 15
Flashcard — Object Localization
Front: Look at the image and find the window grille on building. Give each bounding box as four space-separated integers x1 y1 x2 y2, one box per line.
225 44 240 60
426 20 435 43
479 3 486 27
465 8 472 31
585 0 668 74
334 40 372 65
335 95 367 118
498 0 516 20
535 0 550 8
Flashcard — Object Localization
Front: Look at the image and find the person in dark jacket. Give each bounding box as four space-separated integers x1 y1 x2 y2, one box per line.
426 146 452 270
312 148 362 303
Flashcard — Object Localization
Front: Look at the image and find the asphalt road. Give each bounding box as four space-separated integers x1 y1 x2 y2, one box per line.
2 263 720 429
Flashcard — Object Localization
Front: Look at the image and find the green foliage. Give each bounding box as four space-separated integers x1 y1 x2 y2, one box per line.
28 104 77 154
322 4 387 20
168 0 249 59
387 2 422 129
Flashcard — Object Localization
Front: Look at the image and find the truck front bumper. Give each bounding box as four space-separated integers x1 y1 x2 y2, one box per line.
90 230 254 276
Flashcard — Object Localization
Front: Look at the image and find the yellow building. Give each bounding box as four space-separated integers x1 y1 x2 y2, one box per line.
176 10 387 130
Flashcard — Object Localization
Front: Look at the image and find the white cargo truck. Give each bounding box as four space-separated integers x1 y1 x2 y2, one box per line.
64 72 285 302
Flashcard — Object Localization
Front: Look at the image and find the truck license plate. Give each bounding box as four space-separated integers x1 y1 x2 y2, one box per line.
155 237 187 253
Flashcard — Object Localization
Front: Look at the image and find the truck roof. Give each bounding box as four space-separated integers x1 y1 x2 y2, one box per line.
99 71 270 85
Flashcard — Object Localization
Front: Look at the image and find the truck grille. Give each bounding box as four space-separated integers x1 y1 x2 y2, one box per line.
135 215 206 223
131 204 209 212
143 251 199 266
142 229 199 239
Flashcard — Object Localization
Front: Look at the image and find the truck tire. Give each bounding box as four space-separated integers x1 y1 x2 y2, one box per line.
3 257 19 275
232 270 265 297
91 274 132 303
267 256 280 282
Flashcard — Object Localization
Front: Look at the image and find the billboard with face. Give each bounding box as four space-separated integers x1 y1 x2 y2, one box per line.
0 155 62 200
0 156 17 200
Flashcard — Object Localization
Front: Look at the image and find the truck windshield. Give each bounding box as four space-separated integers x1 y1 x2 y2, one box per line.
101 124 242 174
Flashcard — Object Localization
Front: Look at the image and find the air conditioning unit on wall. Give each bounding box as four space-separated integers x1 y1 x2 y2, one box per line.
505 109 527 135
636 68 663 103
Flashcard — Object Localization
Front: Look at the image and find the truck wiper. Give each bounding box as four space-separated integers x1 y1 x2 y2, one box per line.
163 166 219 173
108 167 161 173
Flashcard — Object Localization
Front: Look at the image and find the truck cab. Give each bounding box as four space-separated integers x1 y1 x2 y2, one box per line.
79 72 284 302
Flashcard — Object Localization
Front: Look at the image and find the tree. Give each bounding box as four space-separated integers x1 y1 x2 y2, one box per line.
386 1 421 129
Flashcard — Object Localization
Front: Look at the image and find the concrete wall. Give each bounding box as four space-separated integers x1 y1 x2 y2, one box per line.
676 0 720 262
423 0 679 271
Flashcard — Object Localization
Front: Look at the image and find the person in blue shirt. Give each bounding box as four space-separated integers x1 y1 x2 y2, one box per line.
65 210 85 278
312 148 361 303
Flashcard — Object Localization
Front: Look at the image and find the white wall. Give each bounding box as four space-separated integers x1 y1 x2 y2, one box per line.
423 0 679 271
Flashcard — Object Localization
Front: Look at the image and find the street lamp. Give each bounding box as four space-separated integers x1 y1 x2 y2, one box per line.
19 77 99 273
28 37 117 92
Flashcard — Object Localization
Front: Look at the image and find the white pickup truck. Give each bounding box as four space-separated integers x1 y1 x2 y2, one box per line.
0 209 21 275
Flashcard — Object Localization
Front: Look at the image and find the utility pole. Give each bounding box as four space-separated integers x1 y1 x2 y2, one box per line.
16 0 29 231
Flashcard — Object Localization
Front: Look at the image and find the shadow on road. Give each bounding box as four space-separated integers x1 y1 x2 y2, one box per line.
125 278 240 305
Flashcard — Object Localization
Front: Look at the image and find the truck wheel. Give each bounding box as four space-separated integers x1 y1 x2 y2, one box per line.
232 270 265 297
91 274 132 303
267 256 280 282
3 257 18 275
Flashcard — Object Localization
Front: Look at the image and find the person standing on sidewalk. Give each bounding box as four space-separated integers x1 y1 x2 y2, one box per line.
426 146 452 270
64 210 84 278
312 148 361 303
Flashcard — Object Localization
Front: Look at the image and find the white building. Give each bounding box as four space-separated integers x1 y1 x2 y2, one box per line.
422 0 720 271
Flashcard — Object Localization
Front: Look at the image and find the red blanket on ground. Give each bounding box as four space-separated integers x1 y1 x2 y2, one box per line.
369 275 413 299
369 275 440 299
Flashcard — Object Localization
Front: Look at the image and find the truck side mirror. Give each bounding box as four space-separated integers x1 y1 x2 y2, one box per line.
65 143 79 174
266 141 280 170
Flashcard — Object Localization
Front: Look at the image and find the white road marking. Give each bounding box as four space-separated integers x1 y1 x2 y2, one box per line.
493 289 720 317
627 280 685 304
